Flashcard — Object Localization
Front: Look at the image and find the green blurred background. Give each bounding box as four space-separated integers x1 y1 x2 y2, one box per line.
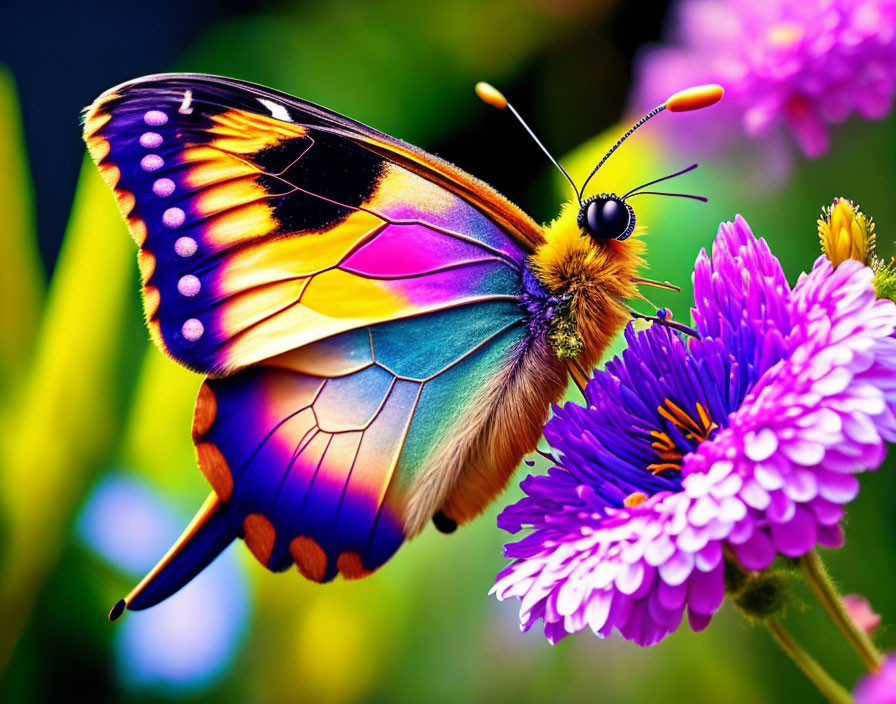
1 1 895 702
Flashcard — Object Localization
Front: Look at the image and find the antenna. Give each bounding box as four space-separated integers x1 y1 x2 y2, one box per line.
625 191 708 203
475 82 580 203
622 163 698 198
578 84 724 200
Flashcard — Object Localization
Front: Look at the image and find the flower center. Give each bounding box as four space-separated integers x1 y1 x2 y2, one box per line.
620 400 718 509
647 399 717 475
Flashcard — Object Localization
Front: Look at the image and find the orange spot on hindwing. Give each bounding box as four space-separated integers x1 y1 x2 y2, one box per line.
337 552 371 580
290 536 327 583
192 383 218 439
243 513 276 567
196 441 234 501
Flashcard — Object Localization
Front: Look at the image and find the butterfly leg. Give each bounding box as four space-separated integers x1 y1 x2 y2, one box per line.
629 308 699 338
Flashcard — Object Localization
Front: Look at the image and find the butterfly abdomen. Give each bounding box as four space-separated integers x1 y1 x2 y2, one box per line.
403 273 569 532
421 204 650 529
428 334 568 528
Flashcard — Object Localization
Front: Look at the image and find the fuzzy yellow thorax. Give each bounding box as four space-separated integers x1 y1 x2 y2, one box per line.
530 201 645 366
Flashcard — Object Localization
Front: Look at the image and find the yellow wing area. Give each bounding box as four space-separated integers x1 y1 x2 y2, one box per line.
358 134 544 250
82 74 533 376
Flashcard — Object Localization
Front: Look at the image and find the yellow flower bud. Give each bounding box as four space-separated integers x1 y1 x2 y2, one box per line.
818 198 896 301
818 197 876 267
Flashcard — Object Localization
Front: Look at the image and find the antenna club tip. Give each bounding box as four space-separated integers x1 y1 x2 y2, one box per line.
665 84 724 112
475 82 507 110
109 599 126 622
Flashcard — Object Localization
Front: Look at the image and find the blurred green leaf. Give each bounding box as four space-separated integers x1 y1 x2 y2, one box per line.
117 347 207 506
0 158 138 671
0 65 44 396
179 0 606 145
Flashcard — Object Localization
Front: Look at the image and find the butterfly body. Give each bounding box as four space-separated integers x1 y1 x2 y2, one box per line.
83 74 683 614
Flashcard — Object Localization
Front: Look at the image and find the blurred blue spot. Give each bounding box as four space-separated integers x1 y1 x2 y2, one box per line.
78 475 250 694
77 475 179 574
115 545 249 693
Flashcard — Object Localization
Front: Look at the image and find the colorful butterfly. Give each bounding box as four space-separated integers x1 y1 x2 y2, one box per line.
82 74 722 619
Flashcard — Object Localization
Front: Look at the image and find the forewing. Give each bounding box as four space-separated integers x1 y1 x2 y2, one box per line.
193 300 529 581
83 73 540 376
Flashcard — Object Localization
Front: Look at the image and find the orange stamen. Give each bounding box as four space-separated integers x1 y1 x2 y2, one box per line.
649 430 682 461
695 402 714 438
646 402 718 476
657 399 716 442
647 462 683 475
624 492 649 508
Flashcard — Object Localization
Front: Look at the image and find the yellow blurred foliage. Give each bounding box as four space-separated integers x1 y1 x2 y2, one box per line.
0 158 137 668
0 65 44 394
119 347 206 502
243 569 405 704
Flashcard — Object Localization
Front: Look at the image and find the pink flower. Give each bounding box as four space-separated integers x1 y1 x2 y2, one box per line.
854 652 896 704
492 216 896 646
632 0 896 175
842 594 882 635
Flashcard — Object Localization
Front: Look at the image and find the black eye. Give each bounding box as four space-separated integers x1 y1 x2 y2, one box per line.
579 195 635 242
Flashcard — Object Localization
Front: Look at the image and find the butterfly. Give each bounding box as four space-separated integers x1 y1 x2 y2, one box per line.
82 73 722 619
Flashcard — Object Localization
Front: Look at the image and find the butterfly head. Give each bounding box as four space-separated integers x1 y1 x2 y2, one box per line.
477 82 724 365
528 192 643 302
578 193 636 242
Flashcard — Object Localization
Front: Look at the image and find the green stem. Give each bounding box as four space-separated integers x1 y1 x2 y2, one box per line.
765 620 854 704
800 549 883 672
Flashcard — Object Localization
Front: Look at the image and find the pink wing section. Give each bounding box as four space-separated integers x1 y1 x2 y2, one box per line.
340 221 500 278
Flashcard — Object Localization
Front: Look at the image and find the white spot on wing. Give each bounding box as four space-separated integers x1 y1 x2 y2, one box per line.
258 98 292 122
179 89 194 115
182 318 204 341
174 236 197 257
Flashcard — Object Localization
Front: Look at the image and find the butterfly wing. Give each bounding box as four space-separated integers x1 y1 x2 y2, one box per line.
192 299 531 583
83 73 543 376
121 298 556 612
85 75 570 607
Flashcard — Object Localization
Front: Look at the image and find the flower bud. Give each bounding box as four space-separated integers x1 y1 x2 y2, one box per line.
842 594 881 636
818 198 896 300
818 198 876 267
733 571 791 623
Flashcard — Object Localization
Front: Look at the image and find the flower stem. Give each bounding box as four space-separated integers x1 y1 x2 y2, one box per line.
800 549 883 672
765 620 854 704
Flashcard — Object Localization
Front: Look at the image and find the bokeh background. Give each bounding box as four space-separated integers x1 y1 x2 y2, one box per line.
1 1 895 702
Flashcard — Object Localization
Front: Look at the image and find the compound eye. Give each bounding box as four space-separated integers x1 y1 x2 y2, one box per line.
582 196 634 241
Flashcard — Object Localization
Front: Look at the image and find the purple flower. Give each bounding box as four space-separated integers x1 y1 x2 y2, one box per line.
854 653 896 704
632 0 896 168
492 216 896 646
